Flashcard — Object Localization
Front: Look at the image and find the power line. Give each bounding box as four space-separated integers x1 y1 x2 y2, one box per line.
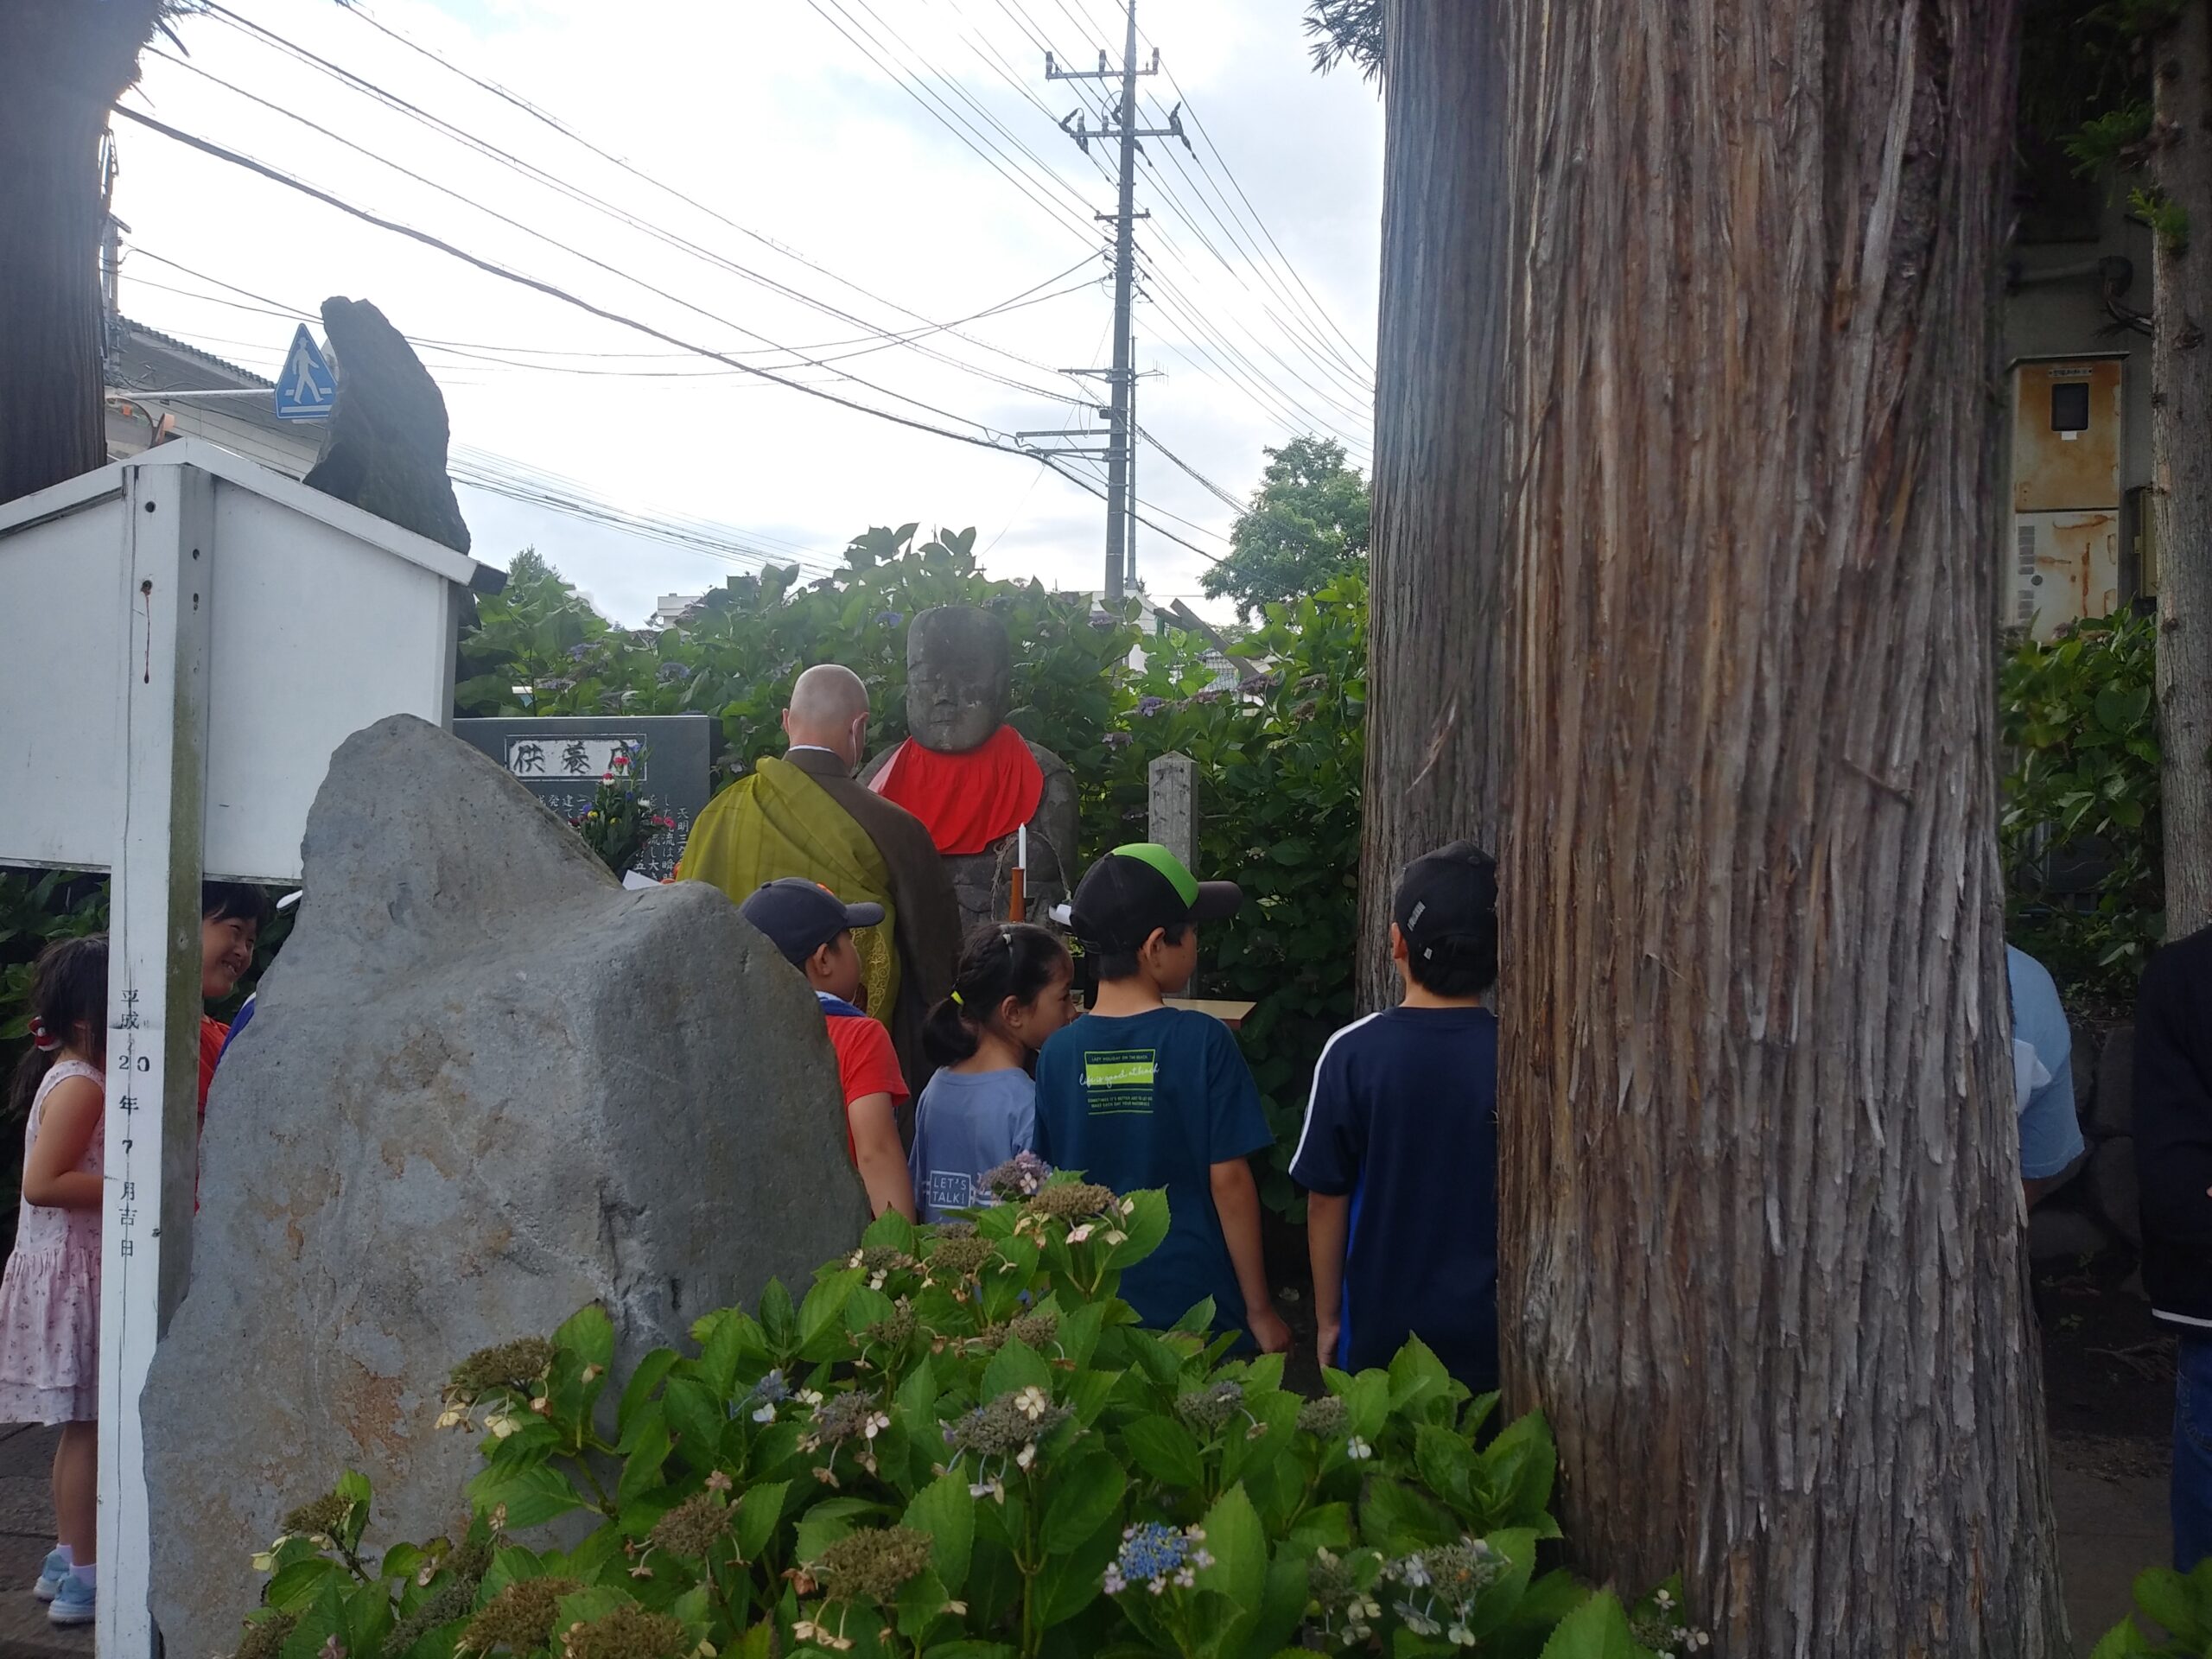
334 0 1119 396
327 0 1363 462
194 10 1095 410
109 105 1227 562
123 246 1100 377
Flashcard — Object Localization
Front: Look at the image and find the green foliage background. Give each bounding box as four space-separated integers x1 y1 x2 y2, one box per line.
457 525 1363 1217
0 527 1363 1219
1998 612 2164 997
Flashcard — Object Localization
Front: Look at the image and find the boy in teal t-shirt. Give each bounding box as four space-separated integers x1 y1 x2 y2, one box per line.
1033 844 1289 1353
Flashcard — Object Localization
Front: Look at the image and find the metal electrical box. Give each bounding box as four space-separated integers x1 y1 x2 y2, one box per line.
2007 354 2125 639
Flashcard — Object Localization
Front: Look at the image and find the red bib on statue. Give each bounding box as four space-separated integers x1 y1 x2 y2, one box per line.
870 725 1044 855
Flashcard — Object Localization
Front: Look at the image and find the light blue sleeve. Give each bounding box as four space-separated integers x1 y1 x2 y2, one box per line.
2009 946 2086 1180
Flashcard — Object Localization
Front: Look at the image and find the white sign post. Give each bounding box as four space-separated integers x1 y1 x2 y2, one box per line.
0 439 498 1659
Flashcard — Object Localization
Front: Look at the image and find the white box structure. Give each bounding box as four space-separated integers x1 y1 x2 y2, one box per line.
0 440 500 1658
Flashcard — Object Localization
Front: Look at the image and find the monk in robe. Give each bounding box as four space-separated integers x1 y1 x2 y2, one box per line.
678 664 959 1091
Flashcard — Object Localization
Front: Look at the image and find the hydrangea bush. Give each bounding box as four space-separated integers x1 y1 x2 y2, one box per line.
227 1173 1700 1659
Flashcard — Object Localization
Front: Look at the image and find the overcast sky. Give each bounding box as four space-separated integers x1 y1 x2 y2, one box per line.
111 0 1382 626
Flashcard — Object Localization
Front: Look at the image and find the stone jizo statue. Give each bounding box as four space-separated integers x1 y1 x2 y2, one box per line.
864 607 1077 937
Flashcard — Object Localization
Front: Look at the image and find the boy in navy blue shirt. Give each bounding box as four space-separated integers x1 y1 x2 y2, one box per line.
1292 841 1499 1389
1034 844 1291 1354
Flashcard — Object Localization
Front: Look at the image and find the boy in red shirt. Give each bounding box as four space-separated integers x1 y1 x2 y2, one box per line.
741 879 917 1221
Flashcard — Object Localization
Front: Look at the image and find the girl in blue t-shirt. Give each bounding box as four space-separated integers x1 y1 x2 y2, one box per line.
909 924 1075 1223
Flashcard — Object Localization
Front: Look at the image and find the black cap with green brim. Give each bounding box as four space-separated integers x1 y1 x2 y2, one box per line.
1068 842 1242 952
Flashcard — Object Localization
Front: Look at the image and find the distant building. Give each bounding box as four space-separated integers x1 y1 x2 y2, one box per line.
1071 589 1261 691
103 317 324 479
651 592 708 630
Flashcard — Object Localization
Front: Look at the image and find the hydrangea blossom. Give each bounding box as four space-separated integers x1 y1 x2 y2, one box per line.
980 1150 1054 1200
1102 1522 1213 1596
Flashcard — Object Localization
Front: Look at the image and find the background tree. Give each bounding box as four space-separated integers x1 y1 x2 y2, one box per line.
1496 2 2068 1653
0 0 169 505
1199 435 1371 619
2147 0 2212 936
1311 0 1514 1015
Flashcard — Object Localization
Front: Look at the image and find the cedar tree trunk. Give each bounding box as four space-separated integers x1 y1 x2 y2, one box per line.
0 0 161 506
1353 0 1511 1011
1496 1 2069 1652
2154 0 2212 938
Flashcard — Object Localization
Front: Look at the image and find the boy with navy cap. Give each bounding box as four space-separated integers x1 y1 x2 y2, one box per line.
1033 843 1290 1354
741 878 916 1221
1292 840 1500 1389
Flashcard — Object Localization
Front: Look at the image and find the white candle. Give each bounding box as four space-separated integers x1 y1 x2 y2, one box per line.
1017 823 1028 869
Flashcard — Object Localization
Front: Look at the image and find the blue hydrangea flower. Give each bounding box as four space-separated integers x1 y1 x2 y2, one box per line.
877 610 904 627
1103 1522 1212 1596
1135 695 1167 717
658 662 691 683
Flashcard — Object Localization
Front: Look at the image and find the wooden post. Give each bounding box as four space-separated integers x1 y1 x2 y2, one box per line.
98 460 212 1658
1147 752 1196 868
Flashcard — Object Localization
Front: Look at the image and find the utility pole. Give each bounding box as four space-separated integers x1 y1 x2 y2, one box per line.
1046 1 1185 605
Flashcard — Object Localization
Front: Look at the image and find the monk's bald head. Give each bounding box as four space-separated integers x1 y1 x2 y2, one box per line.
783 664 874 766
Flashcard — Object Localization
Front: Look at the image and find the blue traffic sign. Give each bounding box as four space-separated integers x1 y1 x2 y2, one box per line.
274 324 336 420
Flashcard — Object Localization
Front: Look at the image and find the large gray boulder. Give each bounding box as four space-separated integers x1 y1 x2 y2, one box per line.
144 714 866 1659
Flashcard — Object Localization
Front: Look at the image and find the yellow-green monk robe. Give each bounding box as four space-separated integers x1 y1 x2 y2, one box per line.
678 748 960 1094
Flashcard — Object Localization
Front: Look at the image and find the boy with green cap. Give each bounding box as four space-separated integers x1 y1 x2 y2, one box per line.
1033 843 1290 1353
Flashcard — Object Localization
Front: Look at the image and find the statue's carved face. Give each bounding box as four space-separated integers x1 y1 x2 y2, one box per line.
906 607 1012 753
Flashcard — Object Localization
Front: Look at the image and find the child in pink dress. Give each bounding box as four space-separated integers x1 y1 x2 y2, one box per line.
0 937 107 1628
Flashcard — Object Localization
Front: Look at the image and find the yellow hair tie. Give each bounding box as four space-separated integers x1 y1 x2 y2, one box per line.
950 990 963 1007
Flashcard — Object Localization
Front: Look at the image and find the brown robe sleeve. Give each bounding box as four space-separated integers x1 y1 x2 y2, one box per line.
786 751 962 1091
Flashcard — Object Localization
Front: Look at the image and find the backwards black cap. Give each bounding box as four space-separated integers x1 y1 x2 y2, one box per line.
1392 841 1497 962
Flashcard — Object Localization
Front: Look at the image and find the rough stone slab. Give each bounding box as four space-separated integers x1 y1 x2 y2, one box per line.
2088 1135 2143 1249
143 715 867 1659
2092 1025 2135 1141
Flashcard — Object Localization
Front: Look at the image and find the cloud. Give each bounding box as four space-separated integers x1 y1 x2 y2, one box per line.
115 0 1380 624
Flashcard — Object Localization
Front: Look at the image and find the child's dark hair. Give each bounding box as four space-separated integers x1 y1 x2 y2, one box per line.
923 923 1073 1067
1406 922 1497 999
8 936 109 1123
1091 922 1188 986
202 880 273 931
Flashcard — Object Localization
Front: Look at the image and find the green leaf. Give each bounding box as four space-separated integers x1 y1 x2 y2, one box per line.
2131 1567 2209 1646
903 1473 976 1592
1464 1528 1537 1640
736 1481 791 1562
1535 1589 1633 1659
619 1349 680 1441
981 1337 1052 1402
617 1416 673 1507
1192 1483 1268 1611
861 1207 918 1252
468 1460 585 1529
264 1558 341 1612
1386 1336 1453 1418
1107 1190 1172 1269
2089 1615 2153 1658
1414 1425 1475 1512
1478 1412 1557 1528
798 1269 861 1352
663 1376 726 1466
760 1280 798 1352
1122 1415 1206 1490
1042 1452 1126 1555
796 1497 887 1564
555 1305 615 1370
1172 1298 1221 1335
1358 1478 1456 1551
